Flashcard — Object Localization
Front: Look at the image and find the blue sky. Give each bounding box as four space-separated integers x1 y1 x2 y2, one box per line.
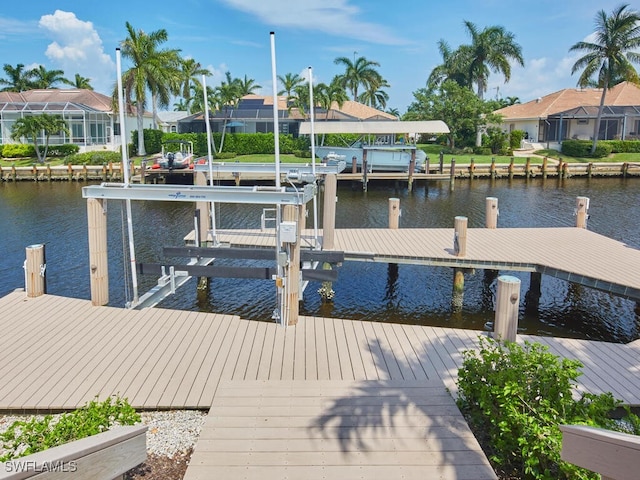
0 0 629 112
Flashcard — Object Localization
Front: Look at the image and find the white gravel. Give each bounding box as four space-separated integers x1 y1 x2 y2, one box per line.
0 410 206 459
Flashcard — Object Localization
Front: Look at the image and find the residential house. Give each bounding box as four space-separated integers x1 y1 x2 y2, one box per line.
177 95 397 136
494 82 640 149
0 89 153 152
156 111 190 133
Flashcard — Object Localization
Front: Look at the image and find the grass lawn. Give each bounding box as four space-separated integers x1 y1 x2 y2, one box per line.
419 144 535 164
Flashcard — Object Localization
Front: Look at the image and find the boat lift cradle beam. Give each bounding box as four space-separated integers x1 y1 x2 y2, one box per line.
82 183 315 205
193 162 346 176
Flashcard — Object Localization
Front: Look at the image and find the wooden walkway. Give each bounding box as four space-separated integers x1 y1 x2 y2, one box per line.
2 291 640 478
213 227 640 301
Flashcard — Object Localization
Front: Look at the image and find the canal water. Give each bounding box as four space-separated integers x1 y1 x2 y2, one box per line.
1 177 638 342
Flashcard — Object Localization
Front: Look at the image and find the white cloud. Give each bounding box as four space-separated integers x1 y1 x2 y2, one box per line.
218 0 408 45
38 10 114 93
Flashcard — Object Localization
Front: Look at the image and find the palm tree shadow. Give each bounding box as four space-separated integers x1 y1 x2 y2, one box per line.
307 342 491 478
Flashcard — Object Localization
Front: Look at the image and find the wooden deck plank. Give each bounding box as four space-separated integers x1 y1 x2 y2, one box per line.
163 312 227 407
351 320 379 379
142 311 213 408
360 320 389 380
230 318 259 380
3 303 110 407
244 321 269 380
370 321 404 380
267 321 286 380
294 315 307 379
324 317 342 379
312 316 330 380
256 320 277 380
334 318 356 380
197 315 247 401
305 315 318 380
342 318 367 380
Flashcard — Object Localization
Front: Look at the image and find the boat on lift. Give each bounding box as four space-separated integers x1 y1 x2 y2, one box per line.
152 140 195 170
299 120 449 172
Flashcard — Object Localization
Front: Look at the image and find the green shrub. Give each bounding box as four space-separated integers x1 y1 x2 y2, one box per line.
483 127 509 154
131 129 163 155
214 151 237 159
473 146 492 155
0 145 4 157
510 130 526 149
0 396 139 461
1 143 36 158
601 140 640 153
63 151 122 165
46 144 80 157
457 337 639 480
561 139 612 158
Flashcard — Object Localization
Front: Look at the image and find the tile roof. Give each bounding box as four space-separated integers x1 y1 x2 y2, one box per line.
495 81 640 120
0 89 113 111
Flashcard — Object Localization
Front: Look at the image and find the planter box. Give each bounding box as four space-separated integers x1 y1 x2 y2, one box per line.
1 425 147 480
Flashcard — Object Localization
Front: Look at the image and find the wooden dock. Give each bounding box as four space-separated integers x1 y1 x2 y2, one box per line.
2 291 640 479
213 226 640 302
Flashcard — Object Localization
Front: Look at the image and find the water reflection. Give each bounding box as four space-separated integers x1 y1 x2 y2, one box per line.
1 177 638 342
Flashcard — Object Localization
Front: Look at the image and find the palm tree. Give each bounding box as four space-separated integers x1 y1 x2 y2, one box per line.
120 21 181 155
278 72 305 100
463 20 524 100
386 107 400 119
237 74 261 96
427 39 473 91
358 77 391 109
334 55 385 101
0 63 34 92
188 82 219 114
215 72 242 153
570 4 640 154
10 114 69 163
28 66 69 89
178 58 209 106
68 73 93 90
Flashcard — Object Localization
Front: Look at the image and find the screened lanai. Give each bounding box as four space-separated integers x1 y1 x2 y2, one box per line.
0 101 116 148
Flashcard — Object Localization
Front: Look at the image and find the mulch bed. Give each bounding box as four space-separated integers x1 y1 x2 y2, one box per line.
124 448 192 480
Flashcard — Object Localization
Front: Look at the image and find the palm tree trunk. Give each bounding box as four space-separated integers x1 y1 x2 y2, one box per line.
137 106 146 156
151 92 158 130
591 84 608 155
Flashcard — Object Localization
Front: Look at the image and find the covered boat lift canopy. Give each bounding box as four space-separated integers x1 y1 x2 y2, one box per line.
299 120 449 135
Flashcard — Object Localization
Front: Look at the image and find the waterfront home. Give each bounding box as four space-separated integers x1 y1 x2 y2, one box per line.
494 81 640 149
0 88 153 152
177 94 397 137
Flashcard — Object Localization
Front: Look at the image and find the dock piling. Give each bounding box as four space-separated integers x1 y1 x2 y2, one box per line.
453 216 467 257
25 244 46 297
87 198 109 306
322 174 337 250
485 197 498 229
494 275 521 342
575 196 590 229
388 198 400 229
449 159 456 191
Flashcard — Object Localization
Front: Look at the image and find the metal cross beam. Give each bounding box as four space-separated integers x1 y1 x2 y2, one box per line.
82 183 316 205
163 246 345 263
193 161 346 175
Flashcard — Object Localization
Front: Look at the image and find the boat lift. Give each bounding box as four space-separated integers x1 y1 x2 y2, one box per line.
82 182 318 324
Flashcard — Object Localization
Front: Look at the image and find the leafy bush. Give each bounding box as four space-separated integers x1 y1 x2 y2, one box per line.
161 132 306 157
46 144 80 157
63 151 123 165
132 129 164 155
562 139 613 158
457 337 639 480
483 127 509 155
510 130 526 149
601 139 640 153
0 396 139 461
1 143 36 158
473 146 492 155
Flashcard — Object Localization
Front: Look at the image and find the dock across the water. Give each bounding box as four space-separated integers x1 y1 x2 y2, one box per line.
213 226 640 302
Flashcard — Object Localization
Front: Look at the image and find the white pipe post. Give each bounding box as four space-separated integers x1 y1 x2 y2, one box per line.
308 66 319 248
270 32 284 325
202 74 217 244
116 47 138 305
